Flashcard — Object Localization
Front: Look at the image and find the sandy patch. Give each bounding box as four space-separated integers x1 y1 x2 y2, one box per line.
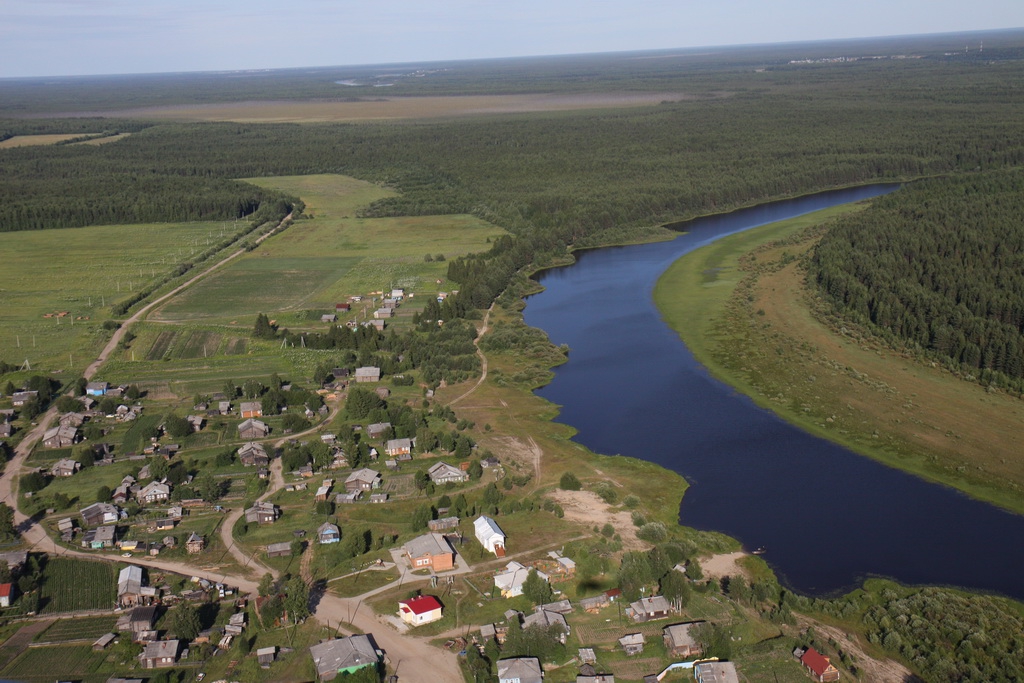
699 551 750 580
546 489 645 549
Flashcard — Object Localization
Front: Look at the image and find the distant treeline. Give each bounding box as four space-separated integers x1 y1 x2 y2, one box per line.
811 170 1024 389
2 57 1023 242
1 29 1022 114
2 53 1024 322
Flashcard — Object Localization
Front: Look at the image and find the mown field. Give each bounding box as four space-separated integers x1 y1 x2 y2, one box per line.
0 134 84 148
152 174 505 322
654 205 1024 514
0 219 243 373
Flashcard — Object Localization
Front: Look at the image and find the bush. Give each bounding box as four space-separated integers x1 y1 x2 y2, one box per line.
559 472 582 491
593 481 618 504
637 522 668 543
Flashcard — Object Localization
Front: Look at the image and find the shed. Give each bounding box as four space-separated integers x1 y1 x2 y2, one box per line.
267 542 292 558
354 366 381 383
257 645 277 667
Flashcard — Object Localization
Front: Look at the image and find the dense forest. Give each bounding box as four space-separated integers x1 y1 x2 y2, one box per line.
810 171 1024 390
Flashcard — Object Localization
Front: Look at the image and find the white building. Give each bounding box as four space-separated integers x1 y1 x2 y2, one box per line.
474 515 506 556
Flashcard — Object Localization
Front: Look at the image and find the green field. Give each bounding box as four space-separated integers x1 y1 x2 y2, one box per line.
34 615 118 643
38 558 119 614
153 174 505 321
0 644 109 681
0 219 244 373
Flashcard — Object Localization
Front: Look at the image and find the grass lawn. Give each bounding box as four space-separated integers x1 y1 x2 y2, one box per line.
0 218 243 374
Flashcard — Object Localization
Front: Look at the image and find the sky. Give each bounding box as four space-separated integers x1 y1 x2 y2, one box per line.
2 0 1023 79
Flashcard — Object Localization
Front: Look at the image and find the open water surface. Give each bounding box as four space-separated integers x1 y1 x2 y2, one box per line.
524 185 1024 599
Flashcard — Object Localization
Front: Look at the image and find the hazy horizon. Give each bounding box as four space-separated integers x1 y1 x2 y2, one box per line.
3 0 1023 79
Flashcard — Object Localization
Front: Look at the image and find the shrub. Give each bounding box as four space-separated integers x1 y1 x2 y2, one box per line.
559 472 582 491
593 481 618 504
637 522 668 543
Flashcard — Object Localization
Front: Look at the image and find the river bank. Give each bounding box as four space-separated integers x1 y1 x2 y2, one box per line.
653 204 1024 515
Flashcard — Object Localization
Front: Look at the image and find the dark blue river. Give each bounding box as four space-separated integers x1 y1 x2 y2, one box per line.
524 185 1024 600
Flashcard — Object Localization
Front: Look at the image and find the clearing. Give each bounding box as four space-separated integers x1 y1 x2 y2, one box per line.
68 92 696 123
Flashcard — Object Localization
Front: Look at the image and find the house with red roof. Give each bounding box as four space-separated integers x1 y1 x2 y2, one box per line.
397 595 443 626
801 646 840 682
0 583 13 607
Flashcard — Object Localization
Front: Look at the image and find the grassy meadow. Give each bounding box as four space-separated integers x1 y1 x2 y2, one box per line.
655 204 1024 514
0 219 246 374
153 174 505 323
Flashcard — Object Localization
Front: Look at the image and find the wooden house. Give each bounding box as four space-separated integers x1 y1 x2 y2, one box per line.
366 422 391 439
627 595 673 622
137 481 170 504
385 438 413 457
663 622 704 658
43 425 78 449
497 657 543 683
239 401 262 419
618 633 645 656
309 634 381 680
318 522 340 544
245 501 280 525
428 462 469 485
80 502 119 527
695 662 740 683
345 468 381 492
185 532 205 554
11 391 37 406
50 458 80 477
523 609 569 643
238 442 270 467
801 647 840 682
237 419 269 440
140 639 180 668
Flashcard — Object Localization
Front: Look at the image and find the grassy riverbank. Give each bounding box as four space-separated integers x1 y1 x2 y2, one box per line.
654 203 1024 515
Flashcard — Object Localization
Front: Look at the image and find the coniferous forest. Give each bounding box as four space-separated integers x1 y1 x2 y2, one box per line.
811 171 1024 390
